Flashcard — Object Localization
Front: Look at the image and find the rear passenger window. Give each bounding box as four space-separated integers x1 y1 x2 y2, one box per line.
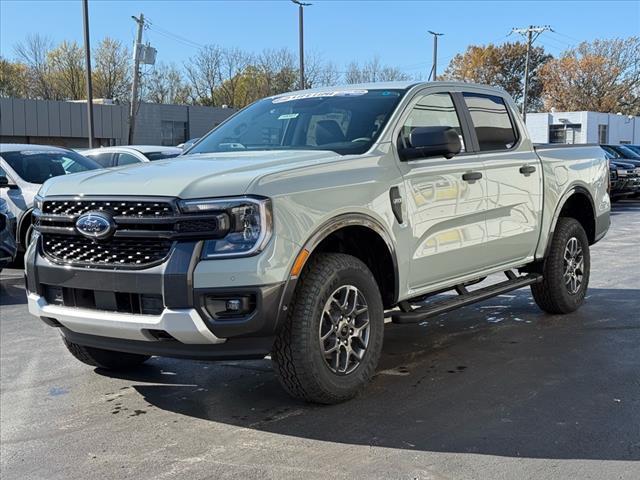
115 153 140 166
463 93 518 151
401 92 465 152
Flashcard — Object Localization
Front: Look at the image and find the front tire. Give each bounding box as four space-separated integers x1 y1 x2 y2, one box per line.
272 253 384 404
63 338 150 370
531 217 590 314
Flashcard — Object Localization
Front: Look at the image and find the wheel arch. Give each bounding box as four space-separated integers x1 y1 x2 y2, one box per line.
546 186 596 256
284 213 400 310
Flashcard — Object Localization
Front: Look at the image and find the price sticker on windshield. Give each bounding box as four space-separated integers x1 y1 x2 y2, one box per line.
272 90 368 104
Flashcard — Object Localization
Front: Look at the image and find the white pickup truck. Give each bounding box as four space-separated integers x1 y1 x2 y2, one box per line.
26 82 610 403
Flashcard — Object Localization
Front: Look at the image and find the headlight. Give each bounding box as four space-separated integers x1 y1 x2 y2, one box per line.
33 195 44 212
178 196 272 258
617 169 628 177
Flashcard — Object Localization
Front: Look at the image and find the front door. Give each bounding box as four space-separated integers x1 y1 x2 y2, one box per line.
393 90 490 295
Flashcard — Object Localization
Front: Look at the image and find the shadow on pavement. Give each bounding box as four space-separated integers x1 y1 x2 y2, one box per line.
98 287 640 461
0 275 27 306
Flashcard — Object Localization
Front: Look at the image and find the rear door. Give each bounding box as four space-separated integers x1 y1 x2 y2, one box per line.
393 88 491 292
461 91 543 265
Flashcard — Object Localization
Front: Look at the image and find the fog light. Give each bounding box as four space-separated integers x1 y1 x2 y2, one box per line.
204 294 255 319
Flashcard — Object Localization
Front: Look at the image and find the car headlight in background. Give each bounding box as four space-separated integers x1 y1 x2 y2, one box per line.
179 196 272 258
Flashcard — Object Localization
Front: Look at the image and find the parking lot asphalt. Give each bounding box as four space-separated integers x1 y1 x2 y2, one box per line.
1 200 639 480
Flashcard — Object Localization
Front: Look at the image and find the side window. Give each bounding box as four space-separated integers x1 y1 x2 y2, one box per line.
115 153 141 166
463 93 518 151
86 152 113 167
400 93 465 152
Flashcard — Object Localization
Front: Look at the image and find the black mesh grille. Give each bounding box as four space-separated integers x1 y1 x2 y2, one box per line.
43 199 175 217
42 234 172 266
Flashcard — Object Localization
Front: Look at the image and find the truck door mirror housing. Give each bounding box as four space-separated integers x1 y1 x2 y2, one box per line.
399 126 462 161
0 176 11 188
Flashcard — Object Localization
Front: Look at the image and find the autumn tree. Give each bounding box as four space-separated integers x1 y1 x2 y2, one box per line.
0 57 29 98
539 37 640 115
93 37 131 101
443 42 551 112
47 40 86 100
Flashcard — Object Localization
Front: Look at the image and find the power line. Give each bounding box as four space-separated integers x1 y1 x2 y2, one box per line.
510 25 553 122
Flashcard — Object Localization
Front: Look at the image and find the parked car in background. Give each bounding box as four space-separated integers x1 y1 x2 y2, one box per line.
623 145 640 156
82 146 182 168
609 159 640 200
177 138 199 150
601 144 640 165
0 197 17 272
27 82 610 404
0 144 101 253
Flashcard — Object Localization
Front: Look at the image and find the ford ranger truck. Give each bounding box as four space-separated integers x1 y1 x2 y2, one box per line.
26 82 610 404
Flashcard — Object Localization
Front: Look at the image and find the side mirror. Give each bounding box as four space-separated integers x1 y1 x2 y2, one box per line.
399 126 462 161
0 176 10 188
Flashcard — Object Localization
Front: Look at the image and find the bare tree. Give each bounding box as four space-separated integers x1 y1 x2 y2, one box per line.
216 47 252 107
93 37 131 101
184 44 223 106
345 56 409 84
47 40 86 100
257 48 297 96
13 34 54 99
143 62 191 104
305 52 340 87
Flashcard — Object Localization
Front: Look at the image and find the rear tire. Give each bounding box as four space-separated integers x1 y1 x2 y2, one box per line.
531 217 590 314
272 253 384 404
63 338 150 370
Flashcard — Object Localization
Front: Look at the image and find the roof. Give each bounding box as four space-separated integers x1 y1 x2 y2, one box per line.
270 81 507 99
0 143 73 154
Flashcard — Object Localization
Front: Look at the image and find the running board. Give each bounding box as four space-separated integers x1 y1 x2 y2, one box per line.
389 272 542 324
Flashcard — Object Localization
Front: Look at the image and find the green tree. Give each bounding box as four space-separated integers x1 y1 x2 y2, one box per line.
48 40 85 100
93 37 131 101
0 57 29 98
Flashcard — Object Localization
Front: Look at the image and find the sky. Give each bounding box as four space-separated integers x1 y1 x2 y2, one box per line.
1 0 639 79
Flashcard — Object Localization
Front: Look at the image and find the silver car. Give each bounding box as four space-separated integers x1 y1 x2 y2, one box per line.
82 145 182 168
0 144 100 252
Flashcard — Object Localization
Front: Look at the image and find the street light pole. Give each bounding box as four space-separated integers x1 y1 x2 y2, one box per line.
428 31 444 81
292 0 311 90
82 0 95 148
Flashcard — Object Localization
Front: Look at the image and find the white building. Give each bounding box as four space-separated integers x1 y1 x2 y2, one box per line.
527 111 640 145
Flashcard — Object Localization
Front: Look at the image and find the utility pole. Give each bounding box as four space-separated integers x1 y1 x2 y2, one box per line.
292 0 311 90
428 31 444 81
82 0 95 148
128 13 145 145
511 25 552 122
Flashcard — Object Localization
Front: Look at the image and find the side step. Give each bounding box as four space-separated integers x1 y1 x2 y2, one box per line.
389 272 542 324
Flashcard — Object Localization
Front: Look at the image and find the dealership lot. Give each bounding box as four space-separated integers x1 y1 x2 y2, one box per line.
1 200 639 480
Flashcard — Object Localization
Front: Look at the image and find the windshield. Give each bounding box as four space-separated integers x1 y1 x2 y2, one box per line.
0 149 99 184
616 145 640 159
189 89 405 156
143 151 181 161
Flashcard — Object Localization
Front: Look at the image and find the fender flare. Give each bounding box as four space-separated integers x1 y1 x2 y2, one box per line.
275 213 400 328
544 185 596 257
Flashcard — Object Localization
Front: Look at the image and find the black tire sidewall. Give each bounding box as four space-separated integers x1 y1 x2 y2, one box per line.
293 255 384 400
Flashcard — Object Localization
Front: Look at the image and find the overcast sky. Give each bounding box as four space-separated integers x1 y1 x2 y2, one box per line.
1 0 638 79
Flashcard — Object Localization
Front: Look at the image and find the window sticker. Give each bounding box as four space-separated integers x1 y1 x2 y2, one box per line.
278 113 299 120
272 89 368 104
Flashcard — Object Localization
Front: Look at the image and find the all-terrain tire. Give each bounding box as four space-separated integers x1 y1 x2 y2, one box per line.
63 338 150 370
531 217 590 314
272 253 384 404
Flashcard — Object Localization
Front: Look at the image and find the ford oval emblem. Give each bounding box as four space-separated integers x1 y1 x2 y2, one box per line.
75 212 115 239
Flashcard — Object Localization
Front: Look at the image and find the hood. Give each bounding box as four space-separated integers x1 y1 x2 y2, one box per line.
39 150 341 199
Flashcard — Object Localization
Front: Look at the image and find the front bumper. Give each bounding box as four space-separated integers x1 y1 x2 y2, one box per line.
25 236 289 360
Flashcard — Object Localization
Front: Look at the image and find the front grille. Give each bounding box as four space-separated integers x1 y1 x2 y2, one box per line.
43 284 163 315
37 197 228 269
43 199 175 217
42 234 172 266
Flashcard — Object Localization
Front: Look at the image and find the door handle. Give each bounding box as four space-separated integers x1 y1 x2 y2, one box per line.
462 171 483 182
519 165 536 176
